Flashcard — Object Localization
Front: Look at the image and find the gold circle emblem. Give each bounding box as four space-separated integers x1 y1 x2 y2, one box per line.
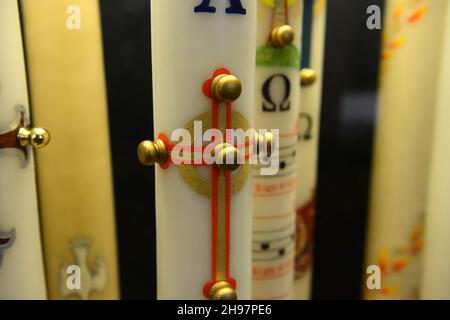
178 110 251 197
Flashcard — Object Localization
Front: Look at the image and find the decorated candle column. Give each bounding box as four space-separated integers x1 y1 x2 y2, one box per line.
21 0 120 299
421 3 450 300
294 0 327 300
364 0 448 300
252 0 302 300
138 0 256 300
0 0 48 299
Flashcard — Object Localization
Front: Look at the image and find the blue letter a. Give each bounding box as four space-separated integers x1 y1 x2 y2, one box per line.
194 0 246 15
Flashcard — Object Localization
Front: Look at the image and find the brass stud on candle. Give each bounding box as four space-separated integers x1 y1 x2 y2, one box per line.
211 74 242 102
17 127 50 149
209 281 237 300
137 138 168 166
300 68 317 87
271 25 294 47
215 143 240 172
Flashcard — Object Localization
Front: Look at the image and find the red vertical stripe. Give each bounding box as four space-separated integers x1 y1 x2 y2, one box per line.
225 102 232 279
211 101 219 281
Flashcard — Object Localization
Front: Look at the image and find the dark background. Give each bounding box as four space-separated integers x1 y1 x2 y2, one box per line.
314 0 383 299
100 0 155 300
99 0 383 300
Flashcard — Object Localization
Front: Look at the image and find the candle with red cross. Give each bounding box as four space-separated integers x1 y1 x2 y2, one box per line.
138 0 256 300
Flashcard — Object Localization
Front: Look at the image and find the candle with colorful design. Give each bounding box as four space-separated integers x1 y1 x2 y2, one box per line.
21 0 120 299
294 0 326 300
364 0 448 300
252 0 302 300
421 2 450 300
0 0 47 299
138 0 256 300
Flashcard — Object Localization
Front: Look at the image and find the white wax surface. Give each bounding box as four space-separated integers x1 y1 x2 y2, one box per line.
421 2 450 300
364 0 448 300
294 0 327 300
152 0 256 300
252 0 302 300
0 0 47 299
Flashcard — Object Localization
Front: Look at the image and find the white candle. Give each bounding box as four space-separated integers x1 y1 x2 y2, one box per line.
364 0 448 300
252 0 302 300
147 0 256 300
21 0 120 300
0 0 47 300
294 0 327 300
421 2 450 300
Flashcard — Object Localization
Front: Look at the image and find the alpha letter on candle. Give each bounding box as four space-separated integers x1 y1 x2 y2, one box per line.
194 0 247 14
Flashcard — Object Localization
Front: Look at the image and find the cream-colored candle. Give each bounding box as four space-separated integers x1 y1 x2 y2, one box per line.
21 0 120 300
252 0 302 300
294 0 326 300
364 0 448 300
421 2 450 300
0 0 47 300
145 0 256 300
